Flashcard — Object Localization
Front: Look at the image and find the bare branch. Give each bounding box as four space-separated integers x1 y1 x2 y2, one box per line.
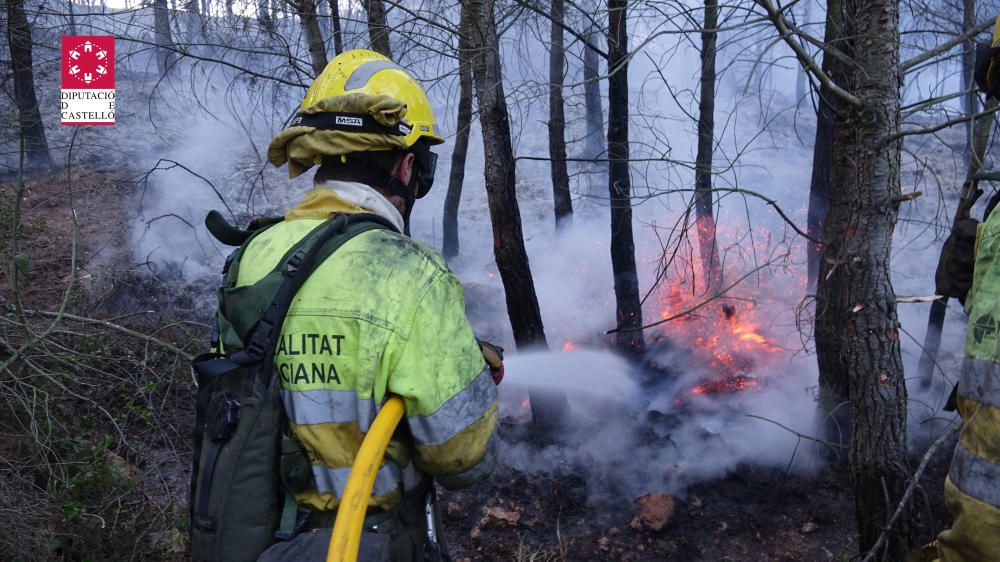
902 16 994 72
859 425 960 562
892 101 1000 141
754 0 863 108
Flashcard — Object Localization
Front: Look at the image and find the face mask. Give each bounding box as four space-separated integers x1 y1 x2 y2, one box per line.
401 175 418 236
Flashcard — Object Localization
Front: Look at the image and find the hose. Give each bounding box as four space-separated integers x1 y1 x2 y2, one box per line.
326 394 405 562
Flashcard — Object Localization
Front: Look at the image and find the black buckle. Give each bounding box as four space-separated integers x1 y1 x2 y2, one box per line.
245 319 274 359
285 250 306 276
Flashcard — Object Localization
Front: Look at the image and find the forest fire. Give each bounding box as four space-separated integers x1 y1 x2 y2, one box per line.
651 279 787 406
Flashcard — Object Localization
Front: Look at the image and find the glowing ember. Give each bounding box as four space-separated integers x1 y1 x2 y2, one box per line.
521 399 530 409
656 299 781 384
650 223 800 401
562 341 576 352
690 374 761 396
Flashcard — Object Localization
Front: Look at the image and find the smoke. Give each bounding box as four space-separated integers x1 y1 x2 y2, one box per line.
498 349 822 501
86 0 973 490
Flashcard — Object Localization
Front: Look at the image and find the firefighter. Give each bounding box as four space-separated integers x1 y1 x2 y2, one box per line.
911 18 1000 562
252 50 503 561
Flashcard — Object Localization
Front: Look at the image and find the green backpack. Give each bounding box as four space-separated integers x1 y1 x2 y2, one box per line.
190 211 393 562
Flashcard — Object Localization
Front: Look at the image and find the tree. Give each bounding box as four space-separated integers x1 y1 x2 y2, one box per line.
549 0 573 227
8 0 54 169
67 0 78 35
795 1 810 104
182 0 202 46
366 0 392 58
443 4 475 260
154 0 178 75
760 0 917 556
464 0 547 348
295 0 328 76
257 0 274 32
808 0 847 440
962 0 977 134
811 2 914 558
464 0 567 429
694 0 722 295
806 0 845 293
582 22 605 161
607 0 645 356
330 0 344 55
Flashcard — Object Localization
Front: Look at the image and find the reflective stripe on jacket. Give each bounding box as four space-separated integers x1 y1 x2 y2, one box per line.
236 182 498 512
936 209 1000 561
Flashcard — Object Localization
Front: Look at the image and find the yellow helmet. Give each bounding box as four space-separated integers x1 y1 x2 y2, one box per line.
302 49 445 148
975 16 1000 95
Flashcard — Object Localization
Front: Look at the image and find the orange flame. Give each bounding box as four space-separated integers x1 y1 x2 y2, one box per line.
651 222 796 394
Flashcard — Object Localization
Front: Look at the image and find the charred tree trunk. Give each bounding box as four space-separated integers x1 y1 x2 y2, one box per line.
153 0 177 76
7 0 53 170
465 0 546 347
548 0 573 227
814 0 917 556
607 0 645 356
695 0 722 295
330 0 343 55
807 0 845 292
583 22 605 161
443 5 474 260
464 0 567 430
365 0 392 58
296 0 328 76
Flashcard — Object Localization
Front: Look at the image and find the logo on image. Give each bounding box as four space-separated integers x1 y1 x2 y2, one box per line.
61 36 115 125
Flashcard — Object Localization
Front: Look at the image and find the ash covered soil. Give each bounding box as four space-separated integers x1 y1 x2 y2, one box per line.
440 421 953 562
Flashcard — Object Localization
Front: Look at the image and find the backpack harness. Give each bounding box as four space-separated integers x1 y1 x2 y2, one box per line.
189 210 394 562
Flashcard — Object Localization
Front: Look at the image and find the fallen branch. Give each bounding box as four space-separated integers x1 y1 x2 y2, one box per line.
745 414 842 454
22 310 196 361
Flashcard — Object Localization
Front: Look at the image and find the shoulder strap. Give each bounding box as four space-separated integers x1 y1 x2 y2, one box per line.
193 213 396 391
206 210 284 247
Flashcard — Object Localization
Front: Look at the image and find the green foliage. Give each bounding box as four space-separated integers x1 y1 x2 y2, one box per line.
50 433 127 523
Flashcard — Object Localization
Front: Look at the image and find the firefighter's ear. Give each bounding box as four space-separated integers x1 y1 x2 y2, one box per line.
393 152 416 187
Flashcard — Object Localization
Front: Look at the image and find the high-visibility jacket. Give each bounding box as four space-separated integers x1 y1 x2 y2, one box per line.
935 208 1000 561
235 181 498 513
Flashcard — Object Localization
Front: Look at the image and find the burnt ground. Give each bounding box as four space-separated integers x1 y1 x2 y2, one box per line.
0 163 959 561
439 422 956 562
